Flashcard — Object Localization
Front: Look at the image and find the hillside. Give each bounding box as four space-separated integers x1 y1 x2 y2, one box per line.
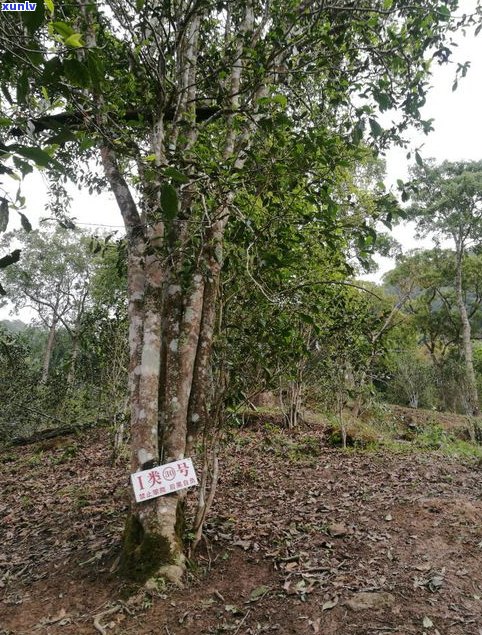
1 409 482 634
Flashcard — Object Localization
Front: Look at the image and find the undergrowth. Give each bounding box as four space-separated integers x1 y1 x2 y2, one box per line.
327 410 482 461
230 406 482 463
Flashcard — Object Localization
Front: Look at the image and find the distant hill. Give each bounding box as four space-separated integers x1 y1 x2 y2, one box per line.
0 319 28 333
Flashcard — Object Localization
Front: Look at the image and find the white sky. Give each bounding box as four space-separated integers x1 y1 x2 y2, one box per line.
1 2 481 320
370 0 482 280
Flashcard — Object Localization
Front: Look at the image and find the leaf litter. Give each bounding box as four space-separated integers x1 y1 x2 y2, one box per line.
1 412 482 634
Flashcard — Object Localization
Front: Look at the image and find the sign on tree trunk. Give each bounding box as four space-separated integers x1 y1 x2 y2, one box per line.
130 458 198 503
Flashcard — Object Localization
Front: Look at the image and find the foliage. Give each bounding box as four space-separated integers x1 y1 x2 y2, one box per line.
1 226 94 332
0 231 125 442
384 350 435 409
385 246 482 413
407 160 482 246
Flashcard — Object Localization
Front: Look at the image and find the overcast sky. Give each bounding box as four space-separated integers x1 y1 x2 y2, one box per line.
2 1 481 320
373 0 482 279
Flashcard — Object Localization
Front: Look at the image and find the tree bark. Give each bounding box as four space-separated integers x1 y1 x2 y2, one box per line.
66 332 79 386
41 321 57 383
100 146 186 582
454 249 479 416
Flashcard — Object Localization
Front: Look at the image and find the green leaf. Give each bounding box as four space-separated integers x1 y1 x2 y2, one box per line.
369 118 383 138
272 94 288 108
46 127 77 145
373 91 390 111
52 21 75 38
437 5 450 20
0 249 21 270
136 0 145 8
352 123 364 145
0 198 9 232
160 183 178 219
63 58 90 87
13 156 33 177
26 47 44 67
16 146 54 168
79 136 96 151
18 212 32 233
44 0 54 14
415 151 423 168
164 167 189 184
42 57 63 85
58 219 76 229
86 51 105 88
65 33 84 48
299 313 315 326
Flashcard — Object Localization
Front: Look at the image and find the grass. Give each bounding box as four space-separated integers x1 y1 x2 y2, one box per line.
232 404 482 464
327 413 482 461
261 422 322 464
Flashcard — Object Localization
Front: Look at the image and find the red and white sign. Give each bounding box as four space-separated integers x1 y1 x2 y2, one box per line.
131 458 198 503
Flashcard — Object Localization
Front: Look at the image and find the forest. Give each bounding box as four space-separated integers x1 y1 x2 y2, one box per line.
1 1 482 634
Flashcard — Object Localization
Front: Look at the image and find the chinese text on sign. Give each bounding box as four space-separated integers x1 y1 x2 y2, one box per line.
130 458 198 503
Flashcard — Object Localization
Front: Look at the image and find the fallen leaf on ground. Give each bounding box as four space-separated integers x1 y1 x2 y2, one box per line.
322 596 339 611
248 585 270 602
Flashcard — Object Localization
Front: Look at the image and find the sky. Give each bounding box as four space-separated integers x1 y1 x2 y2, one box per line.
371 0 482 280
1 1 482 320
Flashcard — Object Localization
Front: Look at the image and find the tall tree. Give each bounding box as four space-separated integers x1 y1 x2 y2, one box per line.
0 1 478 581
407 161 482 415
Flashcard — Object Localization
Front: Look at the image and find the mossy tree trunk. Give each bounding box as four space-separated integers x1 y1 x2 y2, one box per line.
100 136 229 582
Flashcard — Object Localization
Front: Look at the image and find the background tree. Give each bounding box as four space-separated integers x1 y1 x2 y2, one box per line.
1 226 95 382
385 247 482 412
81 240 129 452
406 162 482 415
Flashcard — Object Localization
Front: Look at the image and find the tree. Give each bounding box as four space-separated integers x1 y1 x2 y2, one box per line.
1 226 95 382
82 241 129 452
385 248 482 412
407 161 482 415
0 0 478 581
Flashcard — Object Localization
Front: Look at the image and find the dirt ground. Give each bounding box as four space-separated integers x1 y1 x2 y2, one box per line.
1 409 482 635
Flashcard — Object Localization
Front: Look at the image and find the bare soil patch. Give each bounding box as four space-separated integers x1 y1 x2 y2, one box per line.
1 418 482 634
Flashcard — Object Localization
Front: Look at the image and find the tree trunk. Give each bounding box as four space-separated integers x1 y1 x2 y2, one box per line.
454 249 479 416
100 144 226 584
66 332 80 386
41 321 57 383
409 393 419 409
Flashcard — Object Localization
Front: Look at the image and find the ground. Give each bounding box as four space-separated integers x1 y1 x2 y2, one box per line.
1 407 482 635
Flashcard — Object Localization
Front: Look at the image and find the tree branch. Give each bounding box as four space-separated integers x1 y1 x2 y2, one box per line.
9 105 222 138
